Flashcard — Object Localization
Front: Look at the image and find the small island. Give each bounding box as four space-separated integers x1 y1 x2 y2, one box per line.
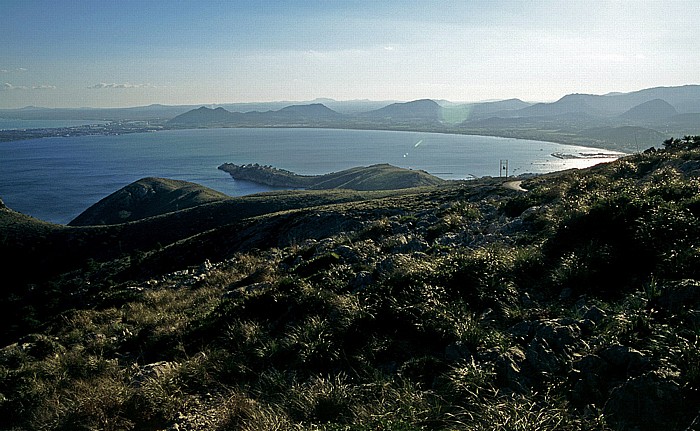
217 163 447 191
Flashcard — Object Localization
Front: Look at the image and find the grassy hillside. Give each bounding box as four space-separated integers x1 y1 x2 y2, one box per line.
70 177 230 226
2 138 700 430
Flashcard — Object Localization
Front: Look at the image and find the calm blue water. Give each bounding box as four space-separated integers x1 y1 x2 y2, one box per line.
0 128 621 224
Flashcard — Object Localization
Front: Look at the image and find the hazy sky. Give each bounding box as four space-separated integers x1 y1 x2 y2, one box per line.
1 0 699 108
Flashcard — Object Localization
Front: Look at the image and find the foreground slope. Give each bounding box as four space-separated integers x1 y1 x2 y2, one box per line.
2 138 700 430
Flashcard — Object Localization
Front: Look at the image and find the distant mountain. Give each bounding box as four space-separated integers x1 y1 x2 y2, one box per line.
516 94 600 117
69 177 229 226
272 103 344 120
442 99 532 123
510 85 700 118
359 99 443 122
619 99 678 121
470 98 532 114
166 106 235 126
610 84 700 113
167 103 344 127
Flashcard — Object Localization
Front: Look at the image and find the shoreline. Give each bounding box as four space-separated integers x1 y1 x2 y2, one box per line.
0 122 630 154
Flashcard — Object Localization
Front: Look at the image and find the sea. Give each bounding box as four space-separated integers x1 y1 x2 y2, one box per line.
0 127 622 224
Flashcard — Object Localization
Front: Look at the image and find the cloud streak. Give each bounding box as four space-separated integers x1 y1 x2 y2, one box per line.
0 68 28 73
88 82 159 89
1 83 56 91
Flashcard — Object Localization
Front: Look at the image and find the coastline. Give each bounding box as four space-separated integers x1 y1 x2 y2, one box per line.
0 122 631 154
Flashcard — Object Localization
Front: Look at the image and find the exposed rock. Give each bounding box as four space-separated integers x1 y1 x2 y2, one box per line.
479 347 528 393
583 305 607 325
351 271 374 292
679 159 700 176
570 354 609 407
604 373 690 431
132 361 179 388
525 337 563 375
600 344 650 378
444 341 474 362
508 318 581 355
656 279 700 314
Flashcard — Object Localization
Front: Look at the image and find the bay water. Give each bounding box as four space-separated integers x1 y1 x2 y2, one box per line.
0 128 621 224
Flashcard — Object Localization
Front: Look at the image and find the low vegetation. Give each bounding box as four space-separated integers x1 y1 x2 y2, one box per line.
2 137 700 430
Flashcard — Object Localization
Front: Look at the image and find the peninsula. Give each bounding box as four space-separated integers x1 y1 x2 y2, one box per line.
217 163 447 190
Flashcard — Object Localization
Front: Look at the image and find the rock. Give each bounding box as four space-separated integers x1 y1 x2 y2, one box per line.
223 281 271 299
351 271 374 292
532 319 581 352
569 354 609 406
133 361 179 387
334 245 359 263
559 287 573 301
679 160 700 177
199 259 213 273
600 344 649 377
444 341 473 362
656 279 700 314
525 337 562 375
508 320 533 343
479 347 528 393
583 305 607 324
18 334 65 359
604 373 691 431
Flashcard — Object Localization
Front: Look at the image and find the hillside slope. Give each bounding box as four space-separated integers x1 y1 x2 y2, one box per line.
2 137 700 431
70 177 230 226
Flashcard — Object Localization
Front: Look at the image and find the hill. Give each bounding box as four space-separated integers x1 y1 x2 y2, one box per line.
515 93 600 117
3 139 700 429
217 163 446 190
619 98 678 121
164 106 235 126
512 85 700 117
167 103 344 127
69 177 230 226
358 99 443 122
159 86 700 152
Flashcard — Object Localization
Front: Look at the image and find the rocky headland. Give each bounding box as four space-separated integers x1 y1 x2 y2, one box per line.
217 163 447 190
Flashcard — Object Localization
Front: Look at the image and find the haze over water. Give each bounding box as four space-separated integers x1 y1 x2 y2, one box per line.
0 128 620 224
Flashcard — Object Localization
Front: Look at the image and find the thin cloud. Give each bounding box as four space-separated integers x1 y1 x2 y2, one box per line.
88 82 158 89
0 68 28 73
1 83 56 91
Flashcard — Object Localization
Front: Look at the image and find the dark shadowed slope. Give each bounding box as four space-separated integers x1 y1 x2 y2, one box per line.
69 177 230 226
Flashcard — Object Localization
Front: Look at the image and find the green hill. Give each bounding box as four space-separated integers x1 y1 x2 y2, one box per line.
2 137 700 430
70 177 230 226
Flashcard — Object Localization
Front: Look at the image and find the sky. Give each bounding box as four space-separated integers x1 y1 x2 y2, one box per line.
1 0 699 108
